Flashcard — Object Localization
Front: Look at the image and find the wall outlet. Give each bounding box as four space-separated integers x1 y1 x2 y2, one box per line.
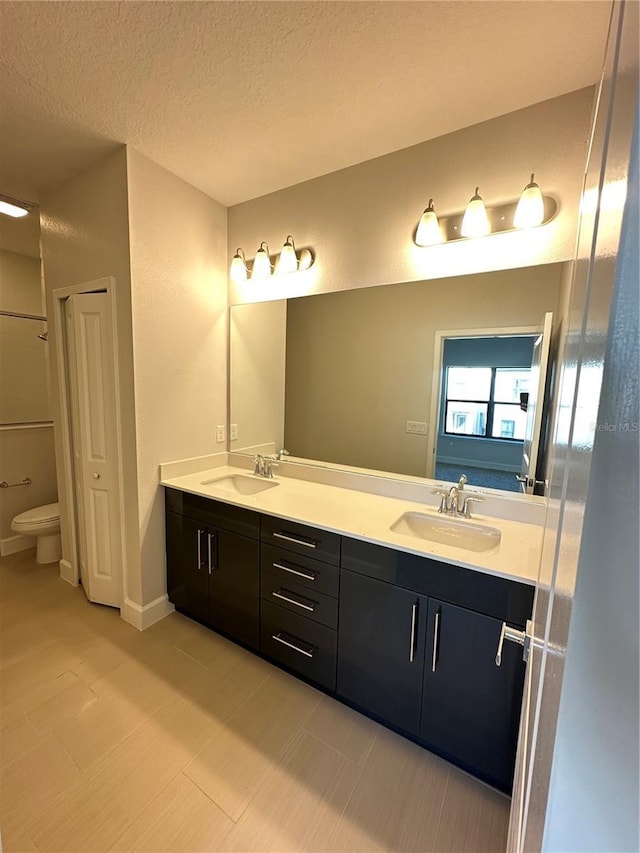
230 424 238 441
406 421 428 435
215 424 226 443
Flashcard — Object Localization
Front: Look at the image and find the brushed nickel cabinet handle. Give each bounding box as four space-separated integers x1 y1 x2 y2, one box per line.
272 632 315 658
272 590 316 612
273 531 317 549
409 601 418 662
197 529 204 570
207 532 214 574
273 561 316 582
432 610 441 673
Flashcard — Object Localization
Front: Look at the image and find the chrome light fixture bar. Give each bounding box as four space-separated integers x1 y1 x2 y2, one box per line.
229 235 315 282
413 176 557 246
0 193 38 219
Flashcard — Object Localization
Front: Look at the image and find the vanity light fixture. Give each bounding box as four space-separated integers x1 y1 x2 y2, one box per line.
514 173 545 228
229 248 249 282
251 242 273 279
415 199 443 246
275 235 299 274
229 235 315 281
413 176 556 246
460 187 491 238
0 193 37 218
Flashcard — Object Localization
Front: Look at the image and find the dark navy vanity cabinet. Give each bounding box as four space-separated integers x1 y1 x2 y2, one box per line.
165 487 534 792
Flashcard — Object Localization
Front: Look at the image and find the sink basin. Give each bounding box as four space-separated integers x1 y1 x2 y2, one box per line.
201 474 279 496
390 511 501 553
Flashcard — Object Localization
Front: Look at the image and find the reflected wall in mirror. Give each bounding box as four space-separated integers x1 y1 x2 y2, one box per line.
229 262 571 494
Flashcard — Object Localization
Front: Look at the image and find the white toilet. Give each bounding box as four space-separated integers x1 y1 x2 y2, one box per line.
11 503 62 564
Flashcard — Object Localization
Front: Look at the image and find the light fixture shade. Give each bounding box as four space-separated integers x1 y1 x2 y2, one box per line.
461 187 490 238
415 200 443 246
0 199 29 218
229 248 248 282
275 236 298 274
514 174 545 228
251 242 272 279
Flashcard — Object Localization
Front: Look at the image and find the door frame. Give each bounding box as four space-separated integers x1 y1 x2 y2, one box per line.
426 324 540 479
51 277 128 607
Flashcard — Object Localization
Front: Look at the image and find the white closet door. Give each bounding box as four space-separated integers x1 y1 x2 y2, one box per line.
66 293 121 608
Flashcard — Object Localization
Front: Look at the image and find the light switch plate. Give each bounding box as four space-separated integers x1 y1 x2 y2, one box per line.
406 421 428 435
216 424 226 443
230 424 238 441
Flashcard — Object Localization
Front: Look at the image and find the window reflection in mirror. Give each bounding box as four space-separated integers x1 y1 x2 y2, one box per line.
229 263 568 498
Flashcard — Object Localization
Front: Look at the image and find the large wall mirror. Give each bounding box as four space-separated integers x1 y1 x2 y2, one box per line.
229 262 570 497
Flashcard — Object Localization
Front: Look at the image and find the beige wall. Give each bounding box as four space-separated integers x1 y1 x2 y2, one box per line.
284 264 565 477
0 250 43 315
230 300 287 455
228 88 594 307
126 149 228 605
40 147 142 604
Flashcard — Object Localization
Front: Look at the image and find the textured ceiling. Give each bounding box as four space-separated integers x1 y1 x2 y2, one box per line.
0 1 611 207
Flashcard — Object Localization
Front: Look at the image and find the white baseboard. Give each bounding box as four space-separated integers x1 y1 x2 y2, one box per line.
0 533 34 557
59 559 78 586
121 594 174 631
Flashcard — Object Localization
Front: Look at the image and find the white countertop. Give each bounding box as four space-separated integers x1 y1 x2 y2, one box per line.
161 464 542 586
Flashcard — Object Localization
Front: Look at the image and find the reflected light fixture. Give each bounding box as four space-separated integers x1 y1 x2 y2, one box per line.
251 242 272 279
275 235 299 274
0 193 36 218
460 187 490 238
415 199 443 246
514 174 545 228
229 248 248 282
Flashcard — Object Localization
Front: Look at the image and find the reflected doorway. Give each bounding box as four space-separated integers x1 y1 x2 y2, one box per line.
434 334 537 492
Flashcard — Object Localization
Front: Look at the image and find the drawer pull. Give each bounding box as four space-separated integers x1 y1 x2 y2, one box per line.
272 589 316 612
273 531 317 549
272 632 315 658
273 561 316 582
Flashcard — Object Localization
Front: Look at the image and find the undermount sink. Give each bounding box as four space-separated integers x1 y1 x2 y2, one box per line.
201 474 279 496
390 511 501 553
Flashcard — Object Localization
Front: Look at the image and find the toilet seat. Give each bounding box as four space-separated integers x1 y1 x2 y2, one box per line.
12 502 60 533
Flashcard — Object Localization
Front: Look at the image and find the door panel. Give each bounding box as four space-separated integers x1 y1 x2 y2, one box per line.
519 312 553 495
176 516 209 623
421 599 525 791
67 293 121 607
337 569 427 735
209 529 260 650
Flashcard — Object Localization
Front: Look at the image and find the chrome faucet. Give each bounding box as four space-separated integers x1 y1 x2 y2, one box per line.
432 473 483 518
253 454 278 478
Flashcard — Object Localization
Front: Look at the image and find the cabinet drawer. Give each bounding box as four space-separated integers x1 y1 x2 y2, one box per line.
261 570 338 630
261 515 340 566
260 600 337 691
179 490 261 540
261 544 339 598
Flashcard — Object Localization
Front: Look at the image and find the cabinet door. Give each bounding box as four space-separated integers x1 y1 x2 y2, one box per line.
167 514 209 623
209 529 260 650
421 599 526 791
337 569 427 735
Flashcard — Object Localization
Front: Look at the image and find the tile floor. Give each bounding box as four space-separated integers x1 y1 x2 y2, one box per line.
0 550 510 852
